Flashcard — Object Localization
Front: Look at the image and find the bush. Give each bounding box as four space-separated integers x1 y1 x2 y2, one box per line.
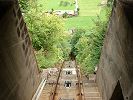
62 12 68 18
71 6 111 74
70 29 86 56
20 2 71 68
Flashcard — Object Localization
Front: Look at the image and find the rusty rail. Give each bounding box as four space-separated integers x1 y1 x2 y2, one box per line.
50 61 64 100
75 60 83 100
81 73 86 100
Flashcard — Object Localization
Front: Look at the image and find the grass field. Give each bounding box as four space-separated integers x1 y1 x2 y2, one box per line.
38 0 101 30
38 0 75 10
65 0 101 30
78 0 101 16
65 16 97 29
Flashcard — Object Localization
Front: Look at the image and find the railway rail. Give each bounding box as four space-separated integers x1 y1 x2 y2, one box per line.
50 60 84 100
50 61 65 100
38 60 84 100
38 60 102 100
75 60 83 100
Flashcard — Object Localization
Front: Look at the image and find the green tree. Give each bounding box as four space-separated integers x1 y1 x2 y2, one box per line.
70 29 86 56
20 1 71 68
19 0 29 13
71 6 111 74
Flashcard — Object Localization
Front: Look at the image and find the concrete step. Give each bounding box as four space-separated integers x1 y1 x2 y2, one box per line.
84 83 97 87
85 97 102 100
82 74 102 100
84 92 101 97
84 87 99 92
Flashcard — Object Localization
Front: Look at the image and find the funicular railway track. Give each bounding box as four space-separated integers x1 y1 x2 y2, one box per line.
50 60 84 100
39 61 84 100
50 61 64 100
75 60 83 100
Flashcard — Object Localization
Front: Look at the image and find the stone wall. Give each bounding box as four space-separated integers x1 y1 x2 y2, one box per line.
0 1 41 100
97 0 133 100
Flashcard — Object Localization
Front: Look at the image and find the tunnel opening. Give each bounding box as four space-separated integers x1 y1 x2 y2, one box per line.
110 81 124 100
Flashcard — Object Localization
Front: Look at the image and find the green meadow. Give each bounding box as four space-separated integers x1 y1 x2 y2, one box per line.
65 0 101 29
37 0 101 29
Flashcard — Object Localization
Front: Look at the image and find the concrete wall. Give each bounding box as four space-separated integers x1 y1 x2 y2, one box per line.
0 1 41 100
97 0 133 100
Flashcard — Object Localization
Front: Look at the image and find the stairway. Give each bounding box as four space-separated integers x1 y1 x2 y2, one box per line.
83 74 102 100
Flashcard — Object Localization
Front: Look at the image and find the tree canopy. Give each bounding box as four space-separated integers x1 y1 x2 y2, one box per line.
19 0 71 68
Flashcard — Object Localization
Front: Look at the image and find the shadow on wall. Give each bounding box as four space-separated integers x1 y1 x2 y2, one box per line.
0 1 13 19
110 81 124 100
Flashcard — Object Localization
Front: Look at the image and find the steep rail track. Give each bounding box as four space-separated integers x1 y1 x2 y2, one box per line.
50 60 84 100
38 60 84 100
50 61 64 100
38 60 102 100
75 60 83 100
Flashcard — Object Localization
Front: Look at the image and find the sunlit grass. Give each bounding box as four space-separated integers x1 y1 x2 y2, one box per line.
65 0 101 29
78 0 101 16
37 0 102 29
65 16 97 30
38 0 75 10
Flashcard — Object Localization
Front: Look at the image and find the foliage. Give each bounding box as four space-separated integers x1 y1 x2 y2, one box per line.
26 14 64 51
70 29 86 56
19 0 112 72
107 0 114 7
19 0 29 13
20 1 71 68
71 6 111 74
62 12 68 18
